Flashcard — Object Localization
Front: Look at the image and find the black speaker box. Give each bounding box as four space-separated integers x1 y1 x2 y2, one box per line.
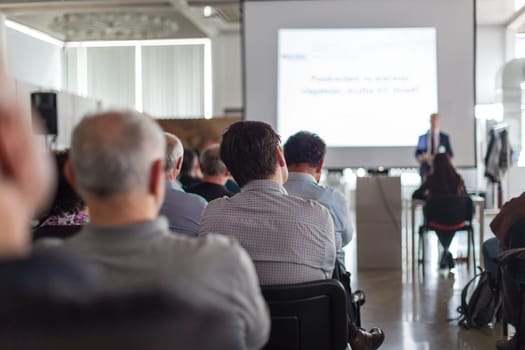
31 92 58 135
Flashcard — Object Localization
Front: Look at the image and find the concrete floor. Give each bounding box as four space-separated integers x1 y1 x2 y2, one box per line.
345 208 510 350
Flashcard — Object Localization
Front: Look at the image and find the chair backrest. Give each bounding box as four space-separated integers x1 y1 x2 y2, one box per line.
32 225 83 242
0 291 242 350
425 195 474 226
261 279 348 350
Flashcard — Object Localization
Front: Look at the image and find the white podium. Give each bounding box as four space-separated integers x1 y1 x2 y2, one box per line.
355 176 402 269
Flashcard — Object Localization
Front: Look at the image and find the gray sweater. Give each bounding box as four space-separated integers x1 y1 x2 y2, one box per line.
64 217 269 350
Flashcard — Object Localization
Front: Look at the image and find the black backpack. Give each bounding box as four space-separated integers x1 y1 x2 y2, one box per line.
457 268 501 329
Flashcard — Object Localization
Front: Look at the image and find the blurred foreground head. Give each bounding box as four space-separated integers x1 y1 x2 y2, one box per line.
0 73 54 257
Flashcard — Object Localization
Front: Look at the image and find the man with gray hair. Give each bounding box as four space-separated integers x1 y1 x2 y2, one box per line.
187 144 234 201
159 132 207 236
62 111 270 350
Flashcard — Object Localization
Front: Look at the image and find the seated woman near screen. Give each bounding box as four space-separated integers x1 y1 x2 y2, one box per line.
413 153 466 269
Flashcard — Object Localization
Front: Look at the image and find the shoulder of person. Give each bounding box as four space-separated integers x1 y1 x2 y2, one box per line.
181 190 208 206
294 195 333 221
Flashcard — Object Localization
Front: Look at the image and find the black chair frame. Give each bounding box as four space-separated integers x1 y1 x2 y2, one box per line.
418 195 475 269
261 279 348 350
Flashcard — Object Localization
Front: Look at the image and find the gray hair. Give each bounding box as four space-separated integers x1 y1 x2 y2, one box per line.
70 110 165 197
200 145 227 176
164 132 184 172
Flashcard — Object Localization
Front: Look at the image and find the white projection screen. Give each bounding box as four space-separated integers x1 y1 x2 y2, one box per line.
243 0 475 169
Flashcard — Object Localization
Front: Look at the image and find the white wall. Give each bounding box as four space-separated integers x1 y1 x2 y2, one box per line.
5 27 62 90
476 25 507 104
14 80 100 149
212 32 242 116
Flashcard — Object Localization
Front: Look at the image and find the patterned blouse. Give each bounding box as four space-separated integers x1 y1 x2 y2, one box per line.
41 211 89 226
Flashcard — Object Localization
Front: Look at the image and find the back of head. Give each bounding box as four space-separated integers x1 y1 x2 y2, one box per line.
181 148 198 176
432 153 455 177
283 131 326 168
164 133 183 173
220 121 280 187
200 145 227 177
430 153 462 193
70 111 165 198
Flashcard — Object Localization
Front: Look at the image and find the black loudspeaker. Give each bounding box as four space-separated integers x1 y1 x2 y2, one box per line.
31 92 58 135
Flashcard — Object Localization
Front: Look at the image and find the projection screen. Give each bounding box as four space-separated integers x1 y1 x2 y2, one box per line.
243 0 475 169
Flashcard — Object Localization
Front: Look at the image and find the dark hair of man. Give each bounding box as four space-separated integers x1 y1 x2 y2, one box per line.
220 121 280 188
180 148 197 176
283 131 326 168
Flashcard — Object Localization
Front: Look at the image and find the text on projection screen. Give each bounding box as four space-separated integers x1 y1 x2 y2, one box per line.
277 28 438 147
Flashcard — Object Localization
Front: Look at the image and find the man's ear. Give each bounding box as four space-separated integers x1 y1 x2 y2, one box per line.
315 159 324 174
64 160 78 191
276 146 286 167
149 159 166 205
175 157 183 172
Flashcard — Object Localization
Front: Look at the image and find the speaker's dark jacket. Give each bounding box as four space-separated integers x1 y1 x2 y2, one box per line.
415 132 453 177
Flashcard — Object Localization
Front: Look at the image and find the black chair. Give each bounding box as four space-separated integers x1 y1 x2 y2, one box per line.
261 280 348 350
32 225 83 242
0 291 243 350
418 195 475 268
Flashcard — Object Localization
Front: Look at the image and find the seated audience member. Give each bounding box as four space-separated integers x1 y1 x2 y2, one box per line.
179 148 202 190
33 150 88 241
199 121 384 350
0 75 98 300
159 133 207 236
482 193 525 350
62 111 269 350
412 153 466 269
187 144 234 201
283 131 353 269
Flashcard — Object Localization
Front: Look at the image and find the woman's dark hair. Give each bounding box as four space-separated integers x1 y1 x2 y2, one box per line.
180 148 198 176
429 153 464 194
48 150 85 216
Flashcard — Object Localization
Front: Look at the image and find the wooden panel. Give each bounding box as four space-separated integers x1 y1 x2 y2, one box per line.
156 117 241 150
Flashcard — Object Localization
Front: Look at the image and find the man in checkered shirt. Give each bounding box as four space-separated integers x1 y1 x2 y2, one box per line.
199 121 384 350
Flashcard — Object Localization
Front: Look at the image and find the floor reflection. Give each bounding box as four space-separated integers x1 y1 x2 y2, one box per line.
344 212 505 349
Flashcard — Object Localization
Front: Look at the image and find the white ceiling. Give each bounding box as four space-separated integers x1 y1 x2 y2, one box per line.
0 0 523 41
477 0 517 25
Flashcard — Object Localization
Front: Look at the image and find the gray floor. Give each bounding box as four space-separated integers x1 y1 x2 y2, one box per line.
346 215 510 350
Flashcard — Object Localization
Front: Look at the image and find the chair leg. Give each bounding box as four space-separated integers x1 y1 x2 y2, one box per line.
469 228 476 269
418 227 427 274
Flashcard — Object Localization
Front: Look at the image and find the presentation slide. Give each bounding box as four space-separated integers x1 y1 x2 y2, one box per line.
277 28 438 147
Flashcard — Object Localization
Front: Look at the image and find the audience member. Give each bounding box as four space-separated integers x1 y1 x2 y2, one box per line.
283 131 353 269
413 153 466 269
199 121 384 350
179 148 202 190
62 111 269 350
0 74 99 302
187 144 234 201
159 133 207 236
33 150 88 241
482 193 525 350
